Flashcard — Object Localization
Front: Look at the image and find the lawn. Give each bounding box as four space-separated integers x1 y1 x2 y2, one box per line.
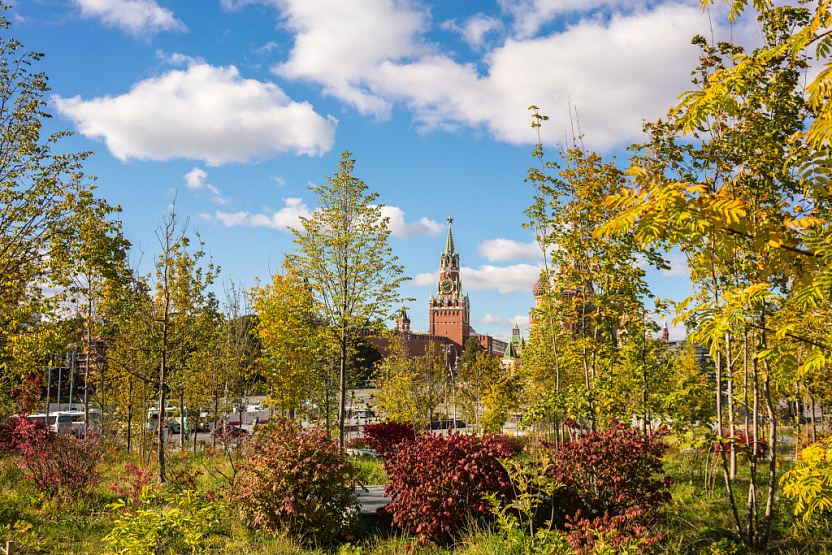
0 430 830 555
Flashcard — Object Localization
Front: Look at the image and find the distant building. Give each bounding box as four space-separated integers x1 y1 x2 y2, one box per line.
366 218 513 364
501 323 524 369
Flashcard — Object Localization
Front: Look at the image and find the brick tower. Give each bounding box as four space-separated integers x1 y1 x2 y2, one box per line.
429 218 470 347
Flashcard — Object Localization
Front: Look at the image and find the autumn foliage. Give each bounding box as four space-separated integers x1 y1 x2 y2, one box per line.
550 421 672 522
361 421 418 456
382 432 516 546
230 418 361 543
12 417 102 500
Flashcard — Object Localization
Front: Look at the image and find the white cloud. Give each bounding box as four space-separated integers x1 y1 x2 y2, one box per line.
478 238 541 262
476 313 529 328
378 206 442 238
208 197 312 230
463 263 540 294
498 0 645 38
254 0 750 151
413 271 438 287
183 168 229 205
54 62 336 166
73 0 186 35
442 14 503 49
662 253 690 277
415 263 539 293
271 0 428 118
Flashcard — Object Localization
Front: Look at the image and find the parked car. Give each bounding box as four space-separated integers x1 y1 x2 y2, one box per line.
245 404 263 413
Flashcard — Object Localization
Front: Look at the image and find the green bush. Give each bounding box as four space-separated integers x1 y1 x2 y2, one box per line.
104 487 223 555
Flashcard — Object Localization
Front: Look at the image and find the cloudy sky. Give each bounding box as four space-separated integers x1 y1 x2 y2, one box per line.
9 0 757 341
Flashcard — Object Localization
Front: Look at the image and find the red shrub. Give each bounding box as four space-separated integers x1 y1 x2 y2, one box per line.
362 421 418 456
488 434 526 457
565 507 663 555
0 417 49 454
111 463 155 512
346 436 370 449
551 421 672 522
712 431 769 460
382 432 516 547
16 417 102 500
230 418 361 543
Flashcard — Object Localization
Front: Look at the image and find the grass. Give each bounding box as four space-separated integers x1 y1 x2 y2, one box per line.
352 456 387 486
1 437 831 555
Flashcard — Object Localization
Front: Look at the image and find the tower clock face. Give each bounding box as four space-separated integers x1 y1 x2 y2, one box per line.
439 279 454 294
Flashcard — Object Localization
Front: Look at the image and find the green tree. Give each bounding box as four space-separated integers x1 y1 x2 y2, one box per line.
286 151 408 448
104 273 158 456
456 352 502 433
522 114 666 436
597 6 819 548
0 4 126 416
150 208 218 481
373 334 443 431
218 284 260 422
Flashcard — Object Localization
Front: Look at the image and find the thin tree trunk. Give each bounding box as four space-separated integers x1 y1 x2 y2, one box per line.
338 336 347 450
747 353 760 545
179 390 185 450
727 331 736 479
759 329 777 549
126 379 133 453
810 389 817 443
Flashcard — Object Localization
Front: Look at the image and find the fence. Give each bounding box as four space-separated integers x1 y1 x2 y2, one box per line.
1 541 14 555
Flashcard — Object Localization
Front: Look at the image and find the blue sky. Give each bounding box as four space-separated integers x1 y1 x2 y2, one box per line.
8 0 757 341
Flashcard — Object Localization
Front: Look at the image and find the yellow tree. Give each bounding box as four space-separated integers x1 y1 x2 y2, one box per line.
596 6 822 548
523 111 667 435
456 352 503 433
373 334 443 432
249 268 319 417
0 7 127 416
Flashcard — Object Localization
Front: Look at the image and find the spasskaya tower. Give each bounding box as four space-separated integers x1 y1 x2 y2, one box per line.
429 218 470 347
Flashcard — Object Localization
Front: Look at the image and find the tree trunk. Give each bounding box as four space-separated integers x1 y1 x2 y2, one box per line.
726 331 736 479
158 361 167 484
759 330 777 549
338 337 347 450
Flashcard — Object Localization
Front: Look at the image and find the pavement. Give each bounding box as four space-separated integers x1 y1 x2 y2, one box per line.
355 485 392 529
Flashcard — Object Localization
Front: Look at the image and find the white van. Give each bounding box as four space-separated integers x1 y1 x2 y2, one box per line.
26 413 73 435
61 409 100 437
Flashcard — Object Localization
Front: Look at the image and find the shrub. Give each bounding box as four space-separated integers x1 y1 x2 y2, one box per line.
781 436 832 523
111 463 155 512
15 417 102 501
485 456 570 555
346 436 370 449
230 418 361 543
105 487 222 555
712 431 769 460
382 432 516 547
564 507 663 555
0 416 48 454
550 421 672 522
489 434 526 457
361 421 417 456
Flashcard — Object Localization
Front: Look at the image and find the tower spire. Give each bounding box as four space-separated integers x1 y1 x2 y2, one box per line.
443 217 455 257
